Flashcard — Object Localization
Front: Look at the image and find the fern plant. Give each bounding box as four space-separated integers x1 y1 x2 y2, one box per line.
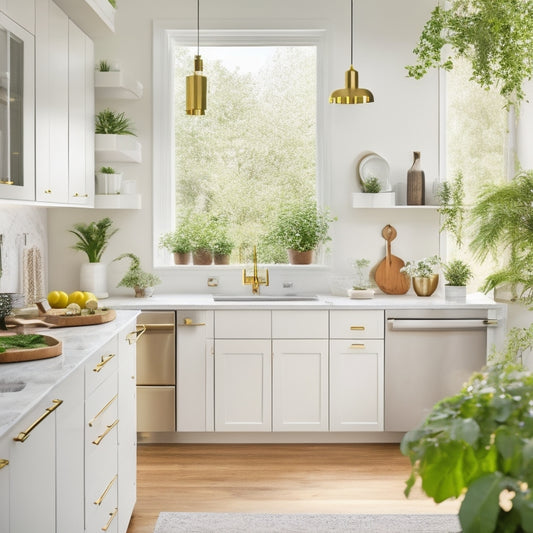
95 108 135 135
69 217 118 263
437 172 466 248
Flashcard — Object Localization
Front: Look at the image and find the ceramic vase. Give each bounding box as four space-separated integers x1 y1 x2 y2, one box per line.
407 151 425 205
287 249 314 265
80 262 108 298
445 285 467 303
412 274 439 297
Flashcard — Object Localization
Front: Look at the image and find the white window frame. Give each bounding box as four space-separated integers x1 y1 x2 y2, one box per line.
152 22 329 267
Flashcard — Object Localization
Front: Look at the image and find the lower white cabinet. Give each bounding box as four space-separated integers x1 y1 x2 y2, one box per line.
329 339 384 431
215 339 272 431
272 339 329 431
0 436 9 533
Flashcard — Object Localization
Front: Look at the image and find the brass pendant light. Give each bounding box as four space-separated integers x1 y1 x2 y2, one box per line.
186 0 207 115
329 0 374 105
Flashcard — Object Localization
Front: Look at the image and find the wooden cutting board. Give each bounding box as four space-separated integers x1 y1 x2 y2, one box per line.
374 225 410 295
7 309 116 328
0 335 62 363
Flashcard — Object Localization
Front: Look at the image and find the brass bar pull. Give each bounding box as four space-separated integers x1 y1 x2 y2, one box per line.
140 323 175 331
88 394 118 427
0 459 8 469
93 353 116 373
180 318 205 327
92 419 119 445
483 319 498 326
101 507 118 531
350 343 366 349
350 326 365 331
94 474 118 506
126 324 146 344
13 399 63 442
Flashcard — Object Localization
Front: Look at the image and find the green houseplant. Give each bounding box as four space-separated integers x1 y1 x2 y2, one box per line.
188 213 217 265
268 201 332 264
437 172 466 248
95 108 135 135
442 259 473 303
400 255 440 297
95 166 122 195
159 219 193 265
348 258 375 299
114 253 161 298
98 59 111 72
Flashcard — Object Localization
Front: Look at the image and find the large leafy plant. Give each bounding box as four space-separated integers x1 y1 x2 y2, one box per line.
406 0 533 108
69 217 118 263
401 361 533 533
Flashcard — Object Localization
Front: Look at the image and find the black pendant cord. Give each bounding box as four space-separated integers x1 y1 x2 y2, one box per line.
350 0 354 66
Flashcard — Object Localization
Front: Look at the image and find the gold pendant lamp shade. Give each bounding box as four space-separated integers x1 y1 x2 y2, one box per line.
186 0 207 115
329 0 374 105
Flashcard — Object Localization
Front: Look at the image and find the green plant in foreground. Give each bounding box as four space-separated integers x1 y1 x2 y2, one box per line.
114 253 161 289
442 259 473 286
362 176 382 193
437 172 465 248
95 108 135 135
402 361 533 533
69 217 118 263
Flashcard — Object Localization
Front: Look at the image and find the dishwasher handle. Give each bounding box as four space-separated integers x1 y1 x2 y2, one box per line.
387 318 498 330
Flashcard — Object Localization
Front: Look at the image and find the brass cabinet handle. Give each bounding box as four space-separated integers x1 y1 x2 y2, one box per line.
350 326 365 331
483 319 498 326
13 399 63 442
92 419 119 445
94 474 117 506
93 353 116 373
350 343 366 349
73 192 89 198
44 189 52 194
101 507 118 531
88 394 118 427
138 323 175 331
126 324 146 344
180 317 205 327
0 459 8 469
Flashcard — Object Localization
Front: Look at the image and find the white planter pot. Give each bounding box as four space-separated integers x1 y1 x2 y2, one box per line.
444 285 466 303
95 172 123 194
352 191 396 207
80 262 108 299
347 288 375 299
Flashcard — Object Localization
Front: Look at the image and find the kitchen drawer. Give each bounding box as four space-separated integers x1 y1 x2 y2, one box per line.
329 310 384 339
85 337 119 396
86 374 118 448
215 310 271 339
86 445 117 520
137 386 175 432
272 310 328 339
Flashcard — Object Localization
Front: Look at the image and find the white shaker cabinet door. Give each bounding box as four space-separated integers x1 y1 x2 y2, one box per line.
215 339 271 431
329 339 384 431
272 339 329 431
0 435 10 533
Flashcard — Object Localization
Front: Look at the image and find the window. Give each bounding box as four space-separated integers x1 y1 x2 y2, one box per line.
153 29 326 266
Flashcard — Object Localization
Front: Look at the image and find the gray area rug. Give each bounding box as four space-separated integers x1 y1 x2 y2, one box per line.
154 512 462 532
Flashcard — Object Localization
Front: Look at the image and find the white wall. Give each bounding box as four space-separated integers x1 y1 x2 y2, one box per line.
47 0 442 296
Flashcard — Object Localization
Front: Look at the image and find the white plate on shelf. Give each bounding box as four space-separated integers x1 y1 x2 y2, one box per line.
358 153 391 191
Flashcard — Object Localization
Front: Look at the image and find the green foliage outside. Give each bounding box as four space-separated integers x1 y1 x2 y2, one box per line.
174 46 317 264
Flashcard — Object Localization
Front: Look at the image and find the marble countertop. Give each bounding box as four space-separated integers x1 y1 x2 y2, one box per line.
0 310 139 439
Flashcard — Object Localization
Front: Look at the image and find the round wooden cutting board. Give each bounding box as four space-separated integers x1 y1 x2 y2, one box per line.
374 225 410 295
0 335 62 363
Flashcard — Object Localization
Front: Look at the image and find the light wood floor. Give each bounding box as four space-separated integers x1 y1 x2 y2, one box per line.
126 443 460 533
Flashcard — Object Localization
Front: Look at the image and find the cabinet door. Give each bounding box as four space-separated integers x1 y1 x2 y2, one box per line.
330 310 384 339
0 435 10 533
272 339 328 431
68 19 94 205
10 396 59 533
35 0 69 203
329 339 384 431
3 0 35 34
215 339 271 431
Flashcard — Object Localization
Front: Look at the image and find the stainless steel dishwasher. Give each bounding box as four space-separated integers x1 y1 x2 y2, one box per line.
385 308 499 432
136 311 176 432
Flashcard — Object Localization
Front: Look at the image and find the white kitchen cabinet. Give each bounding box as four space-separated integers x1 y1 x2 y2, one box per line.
215 339 272 432
35 0 69 203
272 339 329 431
1 0 35 34
68 18 94 205
0 435 10 533
176 310 214 432
329 310 384 339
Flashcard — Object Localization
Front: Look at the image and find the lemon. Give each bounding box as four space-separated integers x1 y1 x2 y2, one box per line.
83 291 96 303
47 290 69 309
85 299 99 313
67 291 86 308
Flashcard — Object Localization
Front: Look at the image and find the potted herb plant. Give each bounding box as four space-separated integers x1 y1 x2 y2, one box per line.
212 219 234 265
400 255 440 297
95 166 122 195
268 200 332 264
159 219 193 265
95 108 139 160
442 259 473 303
114 253 161 298
69 217 118 298
347 258 375 299
189 213 217 265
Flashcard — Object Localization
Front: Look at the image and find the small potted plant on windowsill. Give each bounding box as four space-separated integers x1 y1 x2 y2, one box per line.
159 220 193 265
347 258 375 299
95 166 122 195
114 253 161 298
189 213 217 265
442 259 473 303
400 255 440 297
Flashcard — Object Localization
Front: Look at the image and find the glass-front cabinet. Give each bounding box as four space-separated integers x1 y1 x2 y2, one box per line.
0 12 34 201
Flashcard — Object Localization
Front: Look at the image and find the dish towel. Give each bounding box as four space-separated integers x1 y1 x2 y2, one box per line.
23 247 44 305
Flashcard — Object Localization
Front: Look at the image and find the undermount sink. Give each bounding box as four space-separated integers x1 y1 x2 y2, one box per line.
213 295 319 302
0 382 26 393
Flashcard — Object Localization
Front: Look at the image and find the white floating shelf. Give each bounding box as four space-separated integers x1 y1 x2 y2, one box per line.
353 192 396 208
95 134 142 163
94 194 142 209
95 71 143 100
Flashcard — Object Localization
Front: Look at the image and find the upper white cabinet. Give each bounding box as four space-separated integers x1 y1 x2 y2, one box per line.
1 0 35 34
54 0 115 34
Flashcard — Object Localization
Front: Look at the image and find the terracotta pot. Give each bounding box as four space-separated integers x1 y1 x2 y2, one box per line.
412 274 439 297
192 249 213 265
173 252 191 265
287 249 314 265
214 253 230 265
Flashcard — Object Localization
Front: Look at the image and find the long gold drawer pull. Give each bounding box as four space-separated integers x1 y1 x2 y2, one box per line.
350 343 366 349
126 324 146 344
0 459 8 469
13 399 63 442
88 394 118 427
483 319 498 326
101 507 118 531
93 353 116 373
94 474 118 506
350 326 365 331
180 318 206 327
92 419 119 445
141 323 175 331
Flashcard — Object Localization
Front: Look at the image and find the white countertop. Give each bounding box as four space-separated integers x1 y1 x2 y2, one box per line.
0 310 139 439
